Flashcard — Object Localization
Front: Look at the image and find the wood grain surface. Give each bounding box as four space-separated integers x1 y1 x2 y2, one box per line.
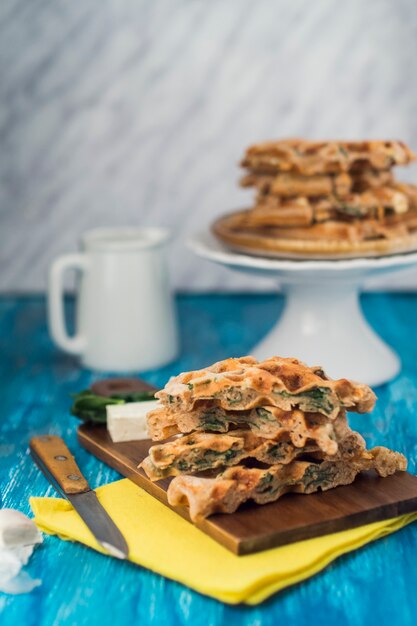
78 423 417 555
30 435 91 495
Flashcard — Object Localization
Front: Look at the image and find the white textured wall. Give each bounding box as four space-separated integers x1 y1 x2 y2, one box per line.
1 0 417 292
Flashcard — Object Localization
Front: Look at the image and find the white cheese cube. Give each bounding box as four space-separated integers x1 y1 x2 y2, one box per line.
106 400 160 443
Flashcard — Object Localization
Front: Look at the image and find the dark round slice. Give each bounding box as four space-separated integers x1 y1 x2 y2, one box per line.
91 377 155 397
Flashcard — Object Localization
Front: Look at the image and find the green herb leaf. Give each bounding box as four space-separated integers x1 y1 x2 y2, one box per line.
70 389 155 424
274 386 334 415
336 203 364 218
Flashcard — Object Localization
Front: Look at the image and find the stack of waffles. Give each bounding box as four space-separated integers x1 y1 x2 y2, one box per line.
212 139 417 257
140 356 406 520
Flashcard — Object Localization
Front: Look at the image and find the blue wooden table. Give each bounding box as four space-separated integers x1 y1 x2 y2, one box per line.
1 293 417 626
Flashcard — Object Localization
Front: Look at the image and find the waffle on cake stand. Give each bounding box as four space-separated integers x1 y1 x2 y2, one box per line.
188 231 417 387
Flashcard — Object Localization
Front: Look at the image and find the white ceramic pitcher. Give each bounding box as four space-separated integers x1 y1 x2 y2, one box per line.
48 227 178 371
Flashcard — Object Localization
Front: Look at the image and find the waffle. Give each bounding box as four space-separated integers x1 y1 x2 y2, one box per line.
147 403 342 442
240 169 394 198
167 447 407 520
255 183 414 219
140 431 324 481
242 139 416 176
155 356 375 418
141 412 368 481
144 355 405 520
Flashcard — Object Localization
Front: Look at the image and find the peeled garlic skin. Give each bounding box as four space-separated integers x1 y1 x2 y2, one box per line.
0 509 42 549
0 509 43 594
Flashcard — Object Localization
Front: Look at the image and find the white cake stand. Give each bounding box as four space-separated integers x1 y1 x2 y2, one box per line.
188 232 417 387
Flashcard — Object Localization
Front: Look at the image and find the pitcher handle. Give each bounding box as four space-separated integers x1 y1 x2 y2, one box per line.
48 254 88 355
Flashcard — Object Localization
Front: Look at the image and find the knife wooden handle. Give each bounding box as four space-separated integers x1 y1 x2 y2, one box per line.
30 435 91 495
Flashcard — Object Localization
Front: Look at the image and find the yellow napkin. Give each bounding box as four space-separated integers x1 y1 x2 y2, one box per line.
30 478 417 605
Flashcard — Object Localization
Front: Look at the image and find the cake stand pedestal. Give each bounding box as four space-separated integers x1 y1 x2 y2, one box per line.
188 232 417 387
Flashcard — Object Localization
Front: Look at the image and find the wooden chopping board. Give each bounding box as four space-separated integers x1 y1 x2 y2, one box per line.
77 377 417 555
78 423 417 555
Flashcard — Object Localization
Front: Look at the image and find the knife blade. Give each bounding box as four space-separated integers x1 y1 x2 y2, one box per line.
30 435 128 559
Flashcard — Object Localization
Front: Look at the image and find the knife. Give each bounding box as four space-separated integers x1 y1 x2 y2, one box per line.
30 435 128 559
